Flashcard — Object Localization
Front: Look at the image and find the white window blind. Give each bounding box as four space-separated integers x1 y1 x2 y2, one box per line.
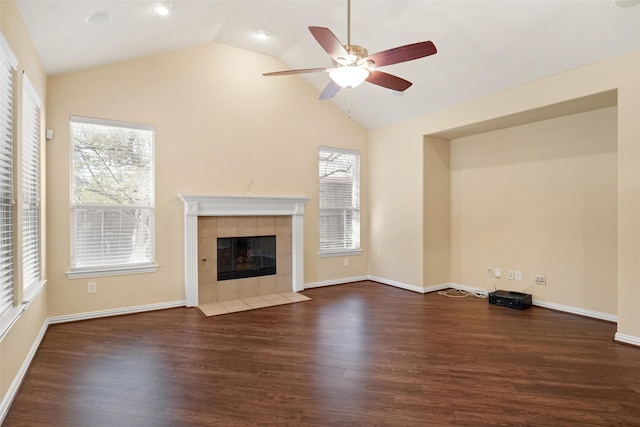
70 116 155 274
22 74 42 294
0 35 17 317
319 146 360 254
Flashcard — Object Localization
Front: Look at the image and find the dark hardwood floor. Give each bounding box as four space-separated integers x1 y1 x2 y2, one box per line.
4 281 640 426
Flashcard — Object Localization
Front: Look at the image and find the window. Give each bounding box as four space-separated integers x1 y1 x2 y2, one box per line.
319 146 361 256
22 74 42 296
0 35 17 318
69 116 157 278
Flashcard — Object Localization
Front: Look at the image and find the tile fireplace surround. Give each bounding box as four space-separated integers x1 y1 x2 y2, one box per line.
179 195 309 307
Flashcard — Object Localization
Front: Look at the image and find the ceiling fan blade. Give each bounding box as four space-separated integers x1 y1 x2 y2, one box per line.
366 71 412 92
365 41 437 68
263 67 328 76
309 26 349 62
319 80 341 100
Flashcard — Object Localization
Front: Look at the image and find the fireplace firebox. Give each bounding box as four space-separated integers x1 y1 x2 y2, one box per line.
217 235 276 281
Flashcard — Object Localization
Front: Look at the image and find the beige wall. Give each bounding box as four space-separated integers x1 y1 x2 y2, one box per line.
370 50 640 341
0 0 48 412
450 107 617 314
423 137 450 287
369 124 424 287
46 42 369 317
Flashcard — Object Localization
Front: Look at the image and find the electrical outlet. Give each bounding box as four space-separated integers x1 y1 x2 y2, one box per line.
87 282 96 293
535 274 547 285
494 268 501 278
344 258 349 266
508 270 514 280
515 270 522 281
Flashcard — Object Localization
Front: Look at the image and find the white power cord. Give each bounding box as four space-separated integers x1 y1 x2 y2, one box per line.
437 288 488 299
437 288 473 298
438 268 541 300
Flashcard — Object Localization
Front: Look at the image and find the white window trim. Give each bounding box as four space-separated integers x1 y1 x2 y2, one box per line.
0 33 18 69
318 146 361 257
66 263 158 279
0 33 47 338
318 248 362 258
22 72 41 108
21 73 43 297
70 115 154 132
67 116 157 278
0 32 18 326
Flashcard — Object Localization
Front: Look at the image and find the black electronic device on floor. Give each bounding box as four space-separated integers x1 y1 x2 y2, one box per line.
488 290 532 310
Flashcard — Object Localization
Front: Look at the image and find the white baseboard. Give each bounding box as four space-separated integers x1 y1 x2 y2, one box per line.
367 275 427 293
306 274 450 294
0 320 48 423
304 276 369 289
369 276 453 294
532 299 617 322
614 332 640 347
47 300 186 324
306 276 477 295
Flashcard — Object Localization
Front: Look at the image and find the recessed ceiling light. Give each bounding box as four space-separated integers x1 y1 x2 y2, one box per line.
85 11 111 25
153 3 172 16
254 29 271 40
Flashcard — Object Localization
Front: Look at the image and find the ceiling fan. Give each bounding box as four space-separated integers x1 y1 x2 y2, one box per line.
263 0 437 100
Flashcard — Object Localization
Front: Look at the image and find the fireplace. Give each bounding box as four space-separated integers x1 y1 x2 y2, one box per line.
217 235 276 281
179 195 309 307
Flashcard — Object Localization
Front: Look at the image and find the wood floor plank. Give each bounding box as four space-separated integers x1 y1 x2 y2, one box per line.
3 281 640 426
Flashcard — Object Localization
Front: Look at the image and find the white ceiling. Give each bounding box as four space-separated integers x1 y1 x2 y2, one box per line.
14 0 640 130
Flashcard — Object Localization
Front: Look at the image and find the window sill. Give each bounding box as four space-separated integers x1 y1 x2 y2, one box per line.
318 249 362 258
23 279 47 303
66 263 159 279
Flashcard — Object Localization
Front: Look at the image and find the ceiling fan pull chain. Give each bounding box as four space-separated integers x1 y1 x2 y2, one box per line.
347 88 352 119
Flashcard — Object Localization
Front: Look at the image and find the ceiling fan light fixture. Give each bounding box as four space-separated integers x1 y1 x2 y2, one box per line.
152 3 172 16
329 66 369 88
254 29 271 40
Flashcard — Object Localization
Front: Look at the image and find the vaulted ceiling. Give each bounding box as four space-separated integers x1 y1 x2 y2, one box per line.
15 0 640 130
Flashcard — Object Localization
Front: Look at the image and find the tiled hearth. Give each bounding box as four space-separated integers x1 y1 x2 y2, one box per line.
198 291 311 317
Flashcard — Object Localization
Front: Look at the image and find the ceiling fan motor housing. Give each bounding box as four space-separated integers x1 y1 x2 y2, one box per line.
335 45 369 66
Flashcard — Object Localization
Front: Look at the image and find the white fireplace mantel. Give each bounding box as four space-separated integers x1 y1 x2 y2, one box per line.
179 195 309 307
